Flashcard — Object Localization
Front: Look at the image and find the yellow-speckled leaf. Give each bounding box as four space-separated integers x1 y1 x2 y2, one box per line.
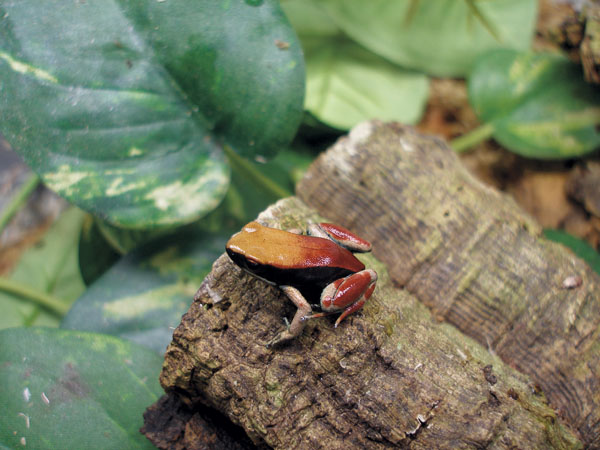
62 229 227 353
0 0 304 227
469 50 600 158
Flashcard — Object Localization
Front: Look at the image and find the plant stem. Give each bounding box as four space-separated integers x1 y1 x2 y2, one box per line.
403 0 421 26
223 145 292 199
465 0 501 42
0 277 69 317
0 172 40 234
450 123 495 153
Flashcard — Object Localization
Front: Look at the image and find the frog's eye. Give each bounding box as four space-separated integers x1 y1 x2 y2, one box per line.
246 257 259 267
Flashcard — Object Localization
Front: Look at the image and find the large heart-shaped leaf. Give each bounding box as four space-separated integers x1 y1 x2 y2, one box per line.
0 327 162 449
282 0 428 129
302 38 429 130
62 229 228 353
469 50 600 159
319 0 537 77
0 0 304 228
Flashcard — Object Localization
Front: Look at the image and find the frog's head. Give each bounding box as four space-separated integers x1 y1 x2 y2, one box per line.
225 222 271 276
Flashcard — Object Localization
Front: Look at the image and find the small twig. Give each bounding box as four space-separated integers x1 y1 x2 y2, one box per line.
403 0 421 26
0 276 69 317
450 123 495 153
0 172 40 234
465 0 502 43
223 144 292 199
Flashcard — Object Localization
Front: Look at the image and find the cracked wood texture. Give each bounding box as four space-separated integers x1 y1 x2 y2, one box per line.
297 121 600 448
156 195 581 449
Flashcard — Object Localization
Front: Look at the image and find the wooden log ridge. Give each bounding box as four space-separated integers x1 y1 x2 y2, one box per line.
155 195 581 448
297 121 600 447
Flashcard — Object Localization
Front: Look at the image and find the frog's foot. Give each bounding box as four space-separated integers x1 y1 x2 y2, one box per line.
266 316 298 347
266 328 296 347
266 285 311 348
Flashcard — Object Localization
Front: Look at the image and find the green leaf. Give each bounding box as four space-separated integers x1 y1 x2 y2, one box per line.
319 0 537 77
282 0 428 129
0 208 86 329
303 38 428 129
0 327 162 449
544 229 600 275
468 50 600 159
0 0 304 228
62 229 227 353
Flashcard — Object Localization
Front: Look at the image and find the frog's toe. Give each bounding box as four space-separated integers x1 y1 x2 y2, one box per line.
266 329 295 348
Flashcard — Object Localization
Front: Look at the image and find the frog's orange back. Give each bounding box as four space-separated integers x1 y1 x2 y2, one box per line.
226 222 365 273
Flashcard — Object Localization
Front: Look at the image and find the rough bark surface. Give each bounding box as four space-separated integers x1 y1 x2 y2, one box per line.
297 121 600 447
156 194 580 449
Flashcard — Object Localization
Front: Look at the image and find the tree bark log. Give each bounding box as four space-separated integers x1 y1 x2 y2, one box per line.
154 186 582 447
296 121 600 447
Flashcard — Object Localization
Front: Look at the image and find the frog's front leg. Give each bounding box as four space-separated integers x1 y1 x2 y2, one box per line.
267 285 312 347
303 269 377 327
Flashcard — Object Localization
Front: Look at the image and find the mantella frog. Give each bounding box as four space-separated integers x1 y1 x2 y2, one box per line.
226 221 377 346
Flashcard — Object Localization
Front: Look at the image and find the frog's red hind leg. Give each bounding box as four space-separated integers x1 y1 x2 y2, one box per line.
333 283 375 327
302 269 377 327
308 223 372 252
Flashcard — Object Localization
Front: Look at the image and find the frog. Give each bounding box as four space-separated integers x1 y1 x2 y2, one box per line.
225 221 377 346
